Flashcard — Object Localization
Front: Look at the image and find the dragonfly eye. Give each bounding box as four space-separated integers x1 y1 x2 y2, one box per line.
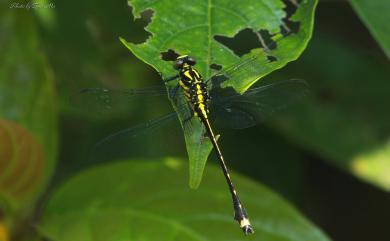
187 57 196 66
174 59 184 69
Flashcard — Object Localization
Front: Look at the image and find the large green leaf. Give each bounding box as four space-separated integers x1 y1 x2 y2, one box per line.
120 0 318 188
349 0 390 60
0 7 58 229
39 159 331 241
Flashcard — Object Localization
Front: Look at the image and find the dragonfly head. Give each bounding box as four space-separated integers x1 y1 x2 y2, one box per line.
174 55 196 70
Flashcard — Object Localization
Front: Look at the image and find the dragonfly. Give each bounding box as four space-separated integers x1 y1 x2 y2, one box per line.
74 44 308 235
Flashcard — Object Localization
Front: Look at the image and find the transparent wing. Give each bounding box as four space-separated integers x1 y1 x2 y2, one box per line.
210 105 257 129
70 86 180 117
94 111 178 148
90 90 195 146
170 95 198 138
210 79 309 129
87 110 181 163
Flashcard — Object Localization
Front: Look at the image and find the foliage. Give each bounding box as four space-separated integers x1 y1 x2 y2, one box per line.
0 7 58 233
39 159 330 241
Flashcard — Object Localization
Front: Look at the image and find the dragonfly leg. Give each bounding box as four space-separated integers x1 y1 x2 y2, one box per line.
200 128 220 144
200 128 208 144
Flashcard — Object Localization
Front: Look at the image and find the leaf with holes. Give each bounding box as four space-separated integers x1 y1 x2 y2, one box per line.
0 8 58 226
38 159 331 241
120 0 318 188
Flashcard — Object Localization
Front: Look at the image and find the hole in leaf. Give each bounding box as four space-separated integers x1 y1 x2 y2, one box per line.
281 19 301 36
214 28 261 57
267 55 278 62
161 49 180 61
210 63 222 71
282 0 302 17
280 0 301 36
139 9 154 26
256 29 278 51
125 7 154 44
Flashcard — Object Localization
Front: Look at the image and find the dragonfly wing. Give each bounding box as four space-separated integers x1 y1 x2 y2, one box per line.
210 104 257 129
70 86 171 116
210 79 309 129
94 111 178 148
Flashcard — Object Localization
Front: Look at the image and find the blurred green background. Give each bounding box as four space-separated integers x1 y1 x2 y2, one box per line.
1 0 390 240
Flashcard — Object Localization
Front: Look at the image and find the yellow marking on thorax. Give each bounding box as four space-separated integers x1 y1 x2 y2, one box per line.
193 69 200 78
184 71 192 80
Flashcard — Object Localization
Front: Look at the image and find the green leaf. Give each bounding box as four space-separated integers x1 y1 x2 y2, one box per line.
0 8 58 224
39 159 331 241
120 0 318 188
270 34 390 191
349 0 390 60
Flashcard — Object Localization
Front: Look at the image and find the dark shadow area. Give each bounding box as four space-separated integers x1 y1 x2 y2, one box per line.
302 156 390 241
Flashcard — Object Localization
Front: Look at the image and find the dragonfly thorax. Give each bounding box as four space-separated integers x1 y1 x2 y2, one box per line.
175 57 210 119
